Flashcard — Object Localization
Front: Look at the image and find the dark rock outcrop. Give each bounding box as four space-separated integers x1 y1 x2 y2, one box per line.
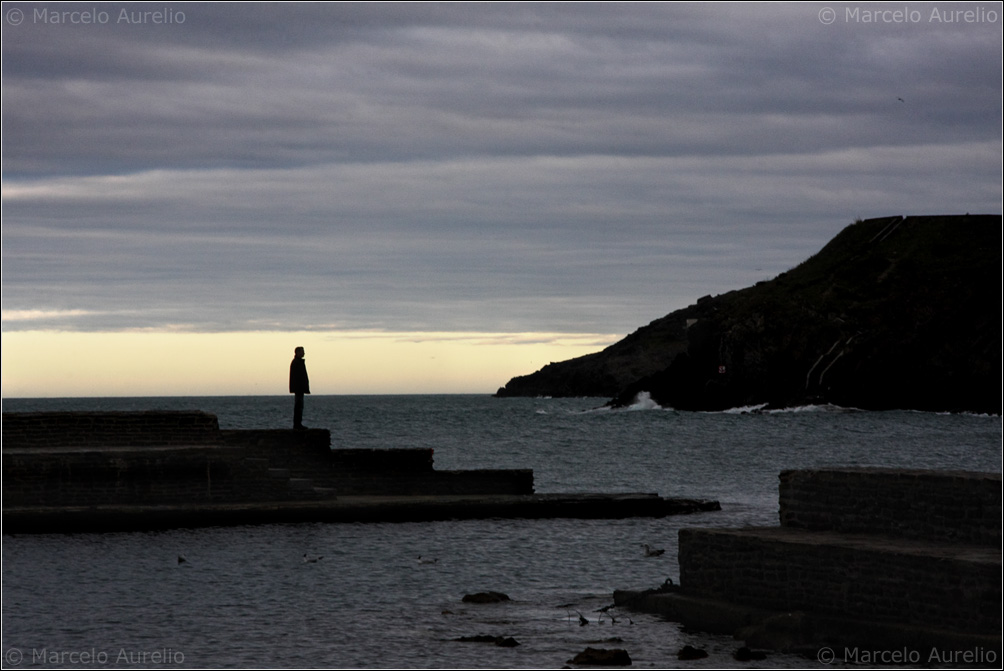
455 634 520 647
496 215 1001 413
567 647 632 666
676 645 708 660
461 591 512 604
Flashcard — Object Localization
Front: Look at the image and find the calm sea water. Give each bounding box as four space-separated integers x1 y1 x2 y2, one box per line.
2 395 1000 668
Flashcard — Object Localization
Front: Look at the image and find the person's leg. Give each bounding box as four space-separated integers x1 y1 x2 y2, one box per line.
294 393 304 429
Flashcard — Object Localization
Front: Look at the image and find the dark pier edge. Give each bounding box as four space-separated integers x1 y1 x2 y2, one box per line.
3 494 721 534
1 411 720 533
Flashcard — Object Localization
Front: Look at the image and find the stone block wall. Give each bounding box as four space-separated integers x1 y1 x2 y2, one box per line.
678 468 1003 640
223 430 534 495
4 412 535 508
2 411 221 448
1 446 266 507
678 527 1000 635
779 468 1001 546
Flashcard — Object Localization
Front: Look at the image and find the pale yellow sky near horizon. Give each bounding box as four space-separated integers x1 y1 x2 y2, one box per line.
0 329 618 398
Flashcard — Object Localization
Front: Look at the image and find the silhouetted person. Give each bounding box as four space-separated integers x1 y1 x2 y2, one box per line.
289 346 310 429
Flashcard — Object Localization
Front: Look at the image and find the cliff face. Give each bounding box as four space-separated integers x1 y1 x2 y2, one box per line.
495 215 1001 413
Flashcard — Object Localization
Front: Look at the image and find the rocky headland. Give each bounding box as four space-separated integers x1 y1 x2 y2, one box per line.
495 215 1001 413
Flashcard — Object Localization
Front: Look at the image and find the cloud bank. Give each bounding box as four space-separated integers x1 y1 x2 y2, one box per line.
3 2 1001 338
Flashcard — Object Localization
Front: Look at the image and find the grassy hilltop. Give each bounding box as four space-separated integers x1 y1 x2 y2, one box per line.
496 215 1001 413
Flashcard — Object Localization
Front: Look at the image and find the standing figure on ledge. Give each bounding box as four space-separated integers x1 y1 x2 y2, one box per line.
289 346 310 430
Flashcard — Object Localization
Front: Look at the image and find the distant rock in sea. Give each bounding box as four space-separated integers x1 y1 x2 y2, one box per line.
495 215 1001 414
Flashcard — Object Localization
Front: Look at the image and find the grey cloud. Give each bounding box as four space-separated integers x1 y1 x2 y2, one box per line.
2 2 1000 338
5 3 999 176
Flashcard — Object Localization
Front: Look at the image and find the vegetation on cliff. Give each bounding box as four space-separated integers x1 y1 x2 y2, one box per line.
495 215 1001 413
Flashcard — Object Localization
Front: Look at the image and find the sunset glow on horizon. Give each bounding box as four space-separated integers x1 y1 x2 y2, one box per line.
0 329 619 398
3 4 998 401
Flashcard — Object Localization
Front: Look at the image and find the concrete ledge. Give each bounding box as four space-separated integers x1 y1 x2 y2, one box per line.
3 411 221 447
779 468 1002 546
2 445 250 507
2 493 720 533
614 589 775 635
679 527 1000 634
616 469 1003 664
614 589 1002 662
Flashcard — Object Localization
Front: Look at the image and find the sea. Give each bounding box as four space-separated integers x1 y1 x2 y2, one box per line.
1 394 1000 669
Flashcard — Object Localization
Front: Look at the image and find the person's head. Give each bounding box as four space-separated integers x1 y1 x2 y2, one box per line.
294 346 305 358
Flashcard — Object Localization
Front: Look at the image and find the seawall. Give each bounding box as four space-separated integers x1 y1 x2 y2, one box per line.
615 468 1001 663
778 467 1000 545
2 411 719 532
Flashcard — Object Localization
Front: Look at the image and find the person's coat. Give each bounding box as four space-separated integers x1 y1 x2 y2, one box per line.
289 358 310 394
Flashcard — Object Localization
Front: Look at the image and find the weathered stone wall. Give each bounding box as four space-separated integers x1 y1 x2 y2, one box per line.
1 446 277 506
677 468 1002 641
3 412 535 509
678 527 1000 635
779 468 1001 546
222 430 534 495
2 411 221 448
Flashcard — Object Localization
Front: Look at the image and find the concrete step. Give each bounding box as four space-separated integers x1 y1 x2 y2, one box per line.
287 478 315 490
678 526 1000 635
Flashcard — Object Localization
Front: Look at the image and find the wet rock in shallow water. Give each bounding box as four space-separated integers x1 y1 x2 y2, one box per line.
567 647 632 666
456 635 499 643
677 645 708 660
455 634 520 647
733 646 768 662
462 591 511 604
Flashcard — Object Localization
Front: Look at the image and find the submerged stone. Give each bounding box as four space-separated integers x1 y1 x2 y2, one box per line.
568 647 632 666
461 591 511 604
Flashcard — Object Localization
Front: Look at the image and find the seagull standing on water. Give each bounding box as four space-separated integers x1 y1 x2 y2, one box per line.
642 543 665 557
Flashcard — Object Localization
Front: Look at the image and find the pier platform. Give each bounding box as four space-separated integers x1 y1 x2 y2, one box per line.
615 468 1002 662
2 411 720 533
3 492 720 533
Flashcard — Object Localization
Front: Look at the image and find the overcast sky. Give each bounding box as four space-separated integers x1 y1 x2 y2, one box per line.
3 2 1001 341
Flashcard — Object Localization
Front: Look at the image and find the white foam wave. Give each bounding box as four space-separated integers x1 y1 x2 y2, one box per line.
722 403 862 415
625 391 665 411
722 404 768 414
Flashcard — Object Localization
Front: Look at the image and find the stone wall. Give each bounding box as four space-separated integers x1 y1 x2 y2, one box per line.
676 468 1002 641
3 411 535 509
222 430 534 496
1 446 273 507
779 468 1001 546
2 411 221 448
678 527 1000 635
